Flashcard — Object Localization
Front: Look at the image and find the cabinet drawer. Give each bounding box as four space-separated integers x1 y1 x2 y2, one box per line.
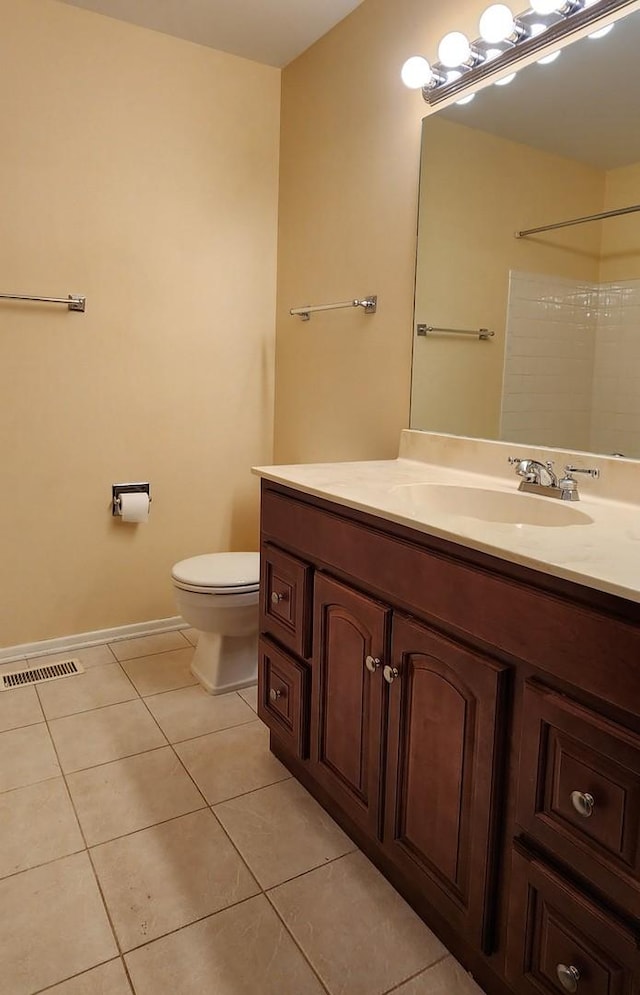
260 543 312 658
506 847 640 995
517 682 640 917
258 637 310 758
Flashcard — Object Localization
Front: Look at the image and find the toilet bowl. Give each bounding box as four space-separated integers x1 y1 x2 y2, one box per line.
171 552 259 695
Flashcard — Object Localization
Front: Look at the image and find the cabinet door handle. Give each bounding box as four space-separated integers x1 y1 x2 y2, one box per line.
365 655 381 673
383 665 399 685
271 591 286 605
556 964 580 993
269 688 283 702
570 791 595 818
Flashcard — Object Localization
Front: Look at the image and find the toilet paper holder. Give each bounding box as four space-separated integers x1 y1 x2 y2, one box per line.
112 482 152 516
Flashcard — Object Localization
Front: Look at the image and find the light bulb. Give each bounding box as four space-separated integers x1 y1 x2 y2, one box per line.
456 93 476 105
479 4 516 43
446 70 463 83
529 23 548 38
538 49 561 64
401 56 433 89
589 23 614 39
494 71 516 85
530 0 567 13
438 32 472 67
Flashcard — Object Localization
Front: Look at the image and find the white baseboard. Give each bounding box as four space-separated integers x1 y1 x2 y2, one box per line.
0 616 188 665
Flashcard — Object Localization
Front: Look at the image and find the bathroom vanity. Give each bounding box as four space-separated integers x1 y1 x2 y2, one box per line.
254 434 640 995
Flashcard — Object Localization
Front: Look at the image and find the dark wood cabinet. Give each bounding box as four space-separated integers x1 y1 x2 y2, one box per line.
309 573 389 837
258 480 640 995
516 681 640 920
260 542 312 659
506 847 640 995
258 636 310 759
383 615 508 950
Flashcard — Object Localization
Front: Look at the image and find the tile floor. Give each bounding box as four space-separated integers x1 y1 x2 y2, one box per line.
0 629 486 995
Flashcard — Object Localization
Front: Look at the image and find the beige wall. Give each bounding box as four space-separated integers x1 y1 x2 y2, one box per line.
274 0 494 464
411 117 604 438
0 0 280 646
600 160 640 282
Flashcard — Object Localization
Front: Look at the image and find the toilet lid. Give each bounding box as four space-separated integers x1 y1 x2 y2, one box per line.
171 552 260 592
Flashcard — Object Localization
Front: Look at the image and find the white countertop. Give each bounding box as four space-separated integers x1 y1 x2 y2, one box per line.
254 433 640 604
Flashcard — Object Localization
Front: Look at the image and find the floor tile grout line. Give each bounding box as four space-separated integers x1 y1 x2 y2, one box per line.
0 770 63 798
31 955 132 995
119 891 265 958
0 840 88 885
34 660 142 721
263 889 333 995
24 643 118 667
60 742 174 779
84 801 210 850
257 846 359 894
0 715 46 735
110 640 195 665
381 953 452 995
202 771 292 807
136 690 275 902
135 678 198 698
44 693 148 725
51 688 172 775
33 698 128 988
167 715 258 747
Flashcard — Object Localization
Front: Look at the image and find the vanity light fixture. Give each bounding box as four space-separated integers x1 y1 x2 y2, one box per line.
438 31 474 67
401 55 434 89
529 0 577 14
537 48 562 62
402 0 632 106
479 4 522 43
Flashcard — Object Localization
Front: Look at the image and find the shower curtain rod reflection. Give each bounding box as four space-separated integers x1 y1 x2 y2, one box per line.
515 203 640 239
0 292 86 312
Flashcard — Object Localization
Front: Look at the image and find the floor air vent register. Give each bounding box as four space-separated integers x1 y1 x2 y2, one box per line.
1 659 85 690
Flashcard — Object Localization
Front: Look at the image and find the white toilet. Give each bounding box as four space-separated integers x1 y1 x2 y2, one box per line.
171 551 260 695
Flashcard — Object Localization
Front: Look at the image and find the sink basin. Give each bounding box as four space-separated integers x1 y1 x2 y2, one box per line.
391 483 593 527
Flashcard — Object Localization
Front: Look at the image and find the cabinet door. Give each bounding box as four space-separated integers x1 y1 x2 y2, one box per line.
383 614 508 951
310 573 390 838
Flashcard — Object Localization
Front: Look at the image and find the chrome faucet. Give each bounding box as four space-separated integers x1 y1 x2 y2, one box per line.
509 458 558 488
508 457 599 501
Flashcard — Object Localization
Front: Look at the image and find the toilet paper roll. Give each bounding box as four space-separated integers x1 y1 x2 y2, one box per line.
119 492 150 523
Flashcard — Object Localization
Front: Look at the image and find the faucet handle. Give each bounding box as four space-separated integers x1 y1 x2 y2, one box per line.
563 465 600 479
507 456 526 465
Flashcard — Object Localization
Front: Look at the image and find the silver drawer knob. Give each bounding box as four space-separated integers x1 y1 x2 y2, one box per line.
365 655 381 673
570 791 595 818
269 688 282 702
556 964 580 993
271 591 286 605
383 665 399 685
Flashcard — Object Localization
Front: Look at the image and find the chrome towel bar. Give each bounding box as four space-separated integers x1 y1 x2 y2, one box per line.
0 293 86 312
417 324 494 340
290 296 377 321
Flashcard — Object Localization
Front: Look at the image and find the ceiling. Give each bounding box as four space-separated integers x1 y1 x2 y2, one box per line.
57 0 365 67
440 10 640 171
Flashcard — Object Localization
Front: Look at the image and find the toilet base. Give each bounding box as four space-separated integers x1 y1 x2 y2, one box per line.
190 630 258 696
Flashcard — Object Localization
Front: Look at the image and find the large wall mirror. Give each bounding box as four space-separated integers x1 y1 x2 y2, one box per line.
411 8 640 459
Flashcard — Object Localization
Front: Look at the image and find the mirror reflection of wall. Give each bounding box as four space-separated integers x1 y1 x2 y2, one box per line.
411 11 640 458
